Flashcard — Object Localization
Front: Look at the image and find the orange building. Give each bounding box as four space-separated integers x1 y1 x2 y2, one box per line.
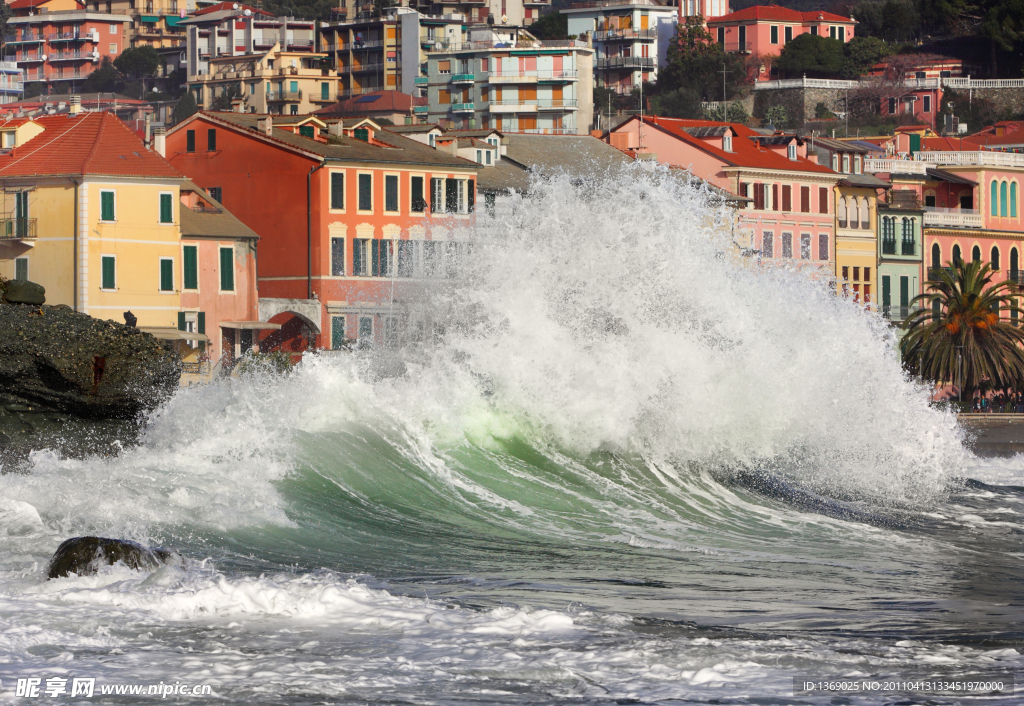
162 111 481 352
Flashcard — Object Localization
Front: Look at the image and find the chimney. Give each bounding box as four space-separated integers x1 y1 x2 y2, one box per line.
328 121 344 136
257 116 273 136
69 95 81 115
144 113 152 149
153 127 166 158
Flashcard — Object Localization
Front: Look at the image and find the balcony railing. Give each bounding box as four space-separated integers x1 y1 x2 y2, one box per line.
451 102 474 112
7 33 44 43
266 89 302 101
309 92 337 103
927 267 954 282
19 55 45 63
0 218 37 240
593 29 658 42
882 304 915 322
451 73 475 82
923 207 984 229
865 158 929 175
50 51 86 61
914 151 1024 168
882 238 897 255
901 239 915 256
351 63 383 73
489 70 578 83
889 191 922 209
48 32 93 42
570 0 661 7
595 57 655 70
414 76 428 85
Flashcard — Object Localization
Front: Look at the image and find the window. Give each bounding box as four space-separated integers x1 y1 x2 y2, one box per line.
931 243 941 270
331 172 344 210
370 239 394 277
299 125 314 138
800 186 810 212
159 193 173 223
290 105 298 115
183 245 198 289
925 193 936 208
385 174 399 212
800 233 811 259
972 244 981 262
353 238 369 275
219 246 234 291
331 237 345 276
762 231 773 258
359 316 372 340
818 233 829 260
207 129 216 151
770 25 778 44
431 177 443 213
818 187 828 213
109 23 117 34
14 256 28 281
901 217 915 255
331 316 346 350
486 150 492 165
772 184 778 211
882 275 890 316
1001 181 1009 217
476 149 482 163
186 129 195 152
842 155 850 172
882 217 896 254
888 97 896 115
991 180 999 216
1013 182 1019 217
101 255 116 290
717 27 725 45
723 133 732 152
782 232 793 258
784 26 792 42
160 258 173 292
358 173 372 211
854 156 862 173
832 154 839 171
781 185 791 211
738 25 746 49
838 197 847 227
899 275 909 318
438 60 450 74
209 187 222 203
753 183 765 210
788 143 796 160
397 239 419 278
411 176 426 212
953 243 962 265
923 95 931 112
109 43 117 54
860 199 869 228
100 190 115 221
810 25 818 36
992 246 1001 270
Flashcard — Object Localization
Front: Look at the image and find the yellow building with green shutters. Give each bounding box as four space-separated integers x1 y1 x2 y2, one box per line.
0 112 185 329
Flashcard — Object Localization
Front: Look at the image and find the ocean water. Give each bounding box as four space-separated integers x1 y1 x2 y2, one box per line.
1 167 1021 704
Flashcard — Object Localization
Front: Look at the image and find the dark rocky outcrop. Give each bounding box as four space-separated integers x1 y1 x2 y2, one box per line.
0 295 181 465
3 280 46 305
47 536 181 579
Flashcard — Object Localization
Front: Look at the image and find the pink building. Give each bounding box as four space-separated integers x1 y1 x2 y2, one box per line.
610 115 841 273
707 6 855 80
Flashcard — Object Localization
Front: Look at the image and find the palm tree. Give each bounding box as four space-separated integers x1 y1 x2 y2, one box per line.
901 259 1024 396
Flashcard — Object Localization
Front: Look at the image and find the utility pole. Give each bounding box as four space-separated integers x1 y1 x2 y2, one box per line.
720 61 730 104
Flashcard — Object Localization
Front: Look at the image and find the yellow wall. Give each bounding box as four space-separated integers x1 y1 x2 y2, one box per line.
0 181 76 303
835 184 879 308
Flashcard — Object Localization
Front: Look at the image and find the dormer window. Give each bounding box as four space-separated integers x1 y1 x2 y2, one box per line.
854 155 862 174
832 154 839 171
723 133 732 152
788 143 797 160
842 154 850 173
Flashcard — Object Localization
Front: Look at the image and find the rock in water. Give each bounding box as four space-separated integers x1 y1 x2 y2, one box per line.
0 303 180 420
47 536 181 579
2 280 45 305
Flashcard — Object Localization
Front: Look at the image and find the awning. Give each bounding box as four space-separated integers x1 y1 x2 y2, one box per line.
141 15 159 22
165 15 185 27
220 321 283 330
926 168 977 186
139 327 210 342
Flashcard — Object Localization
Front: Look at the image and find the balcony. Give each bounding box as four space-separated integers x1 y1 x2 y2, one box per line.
595 57 655 70
451 73 475 83
881 238 897 255
593 29 658 42
927 267 954 282
914 151 1024 169
882 304 916 322
901 239 916 256
351 63 383 73
48 32 93 43
489 70 578 84
50 51 87 62
6 33 44 44
267 90 302 101
489 100 538 113
451 102 475 112
923 207 984 229
351 40 385 50
309 91 338 103
537 99 578 109
48 72 83 81
413 105 428 113
864 158 930 175
19 55 45 64
0 218 37 240
888 191 921 210
414 76 428 85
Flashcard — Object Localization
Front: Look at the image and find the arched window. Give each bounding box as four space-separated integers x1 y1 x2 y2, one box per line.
953 244 962 265
1001 181 1009 217
1012 182 1019 218
901 217 914 255
859 199 869 228
1012 247 1020 277
931 242 941 269
992 180 999 216
992 246 1001 270
972 244 982 262
837 196 847 226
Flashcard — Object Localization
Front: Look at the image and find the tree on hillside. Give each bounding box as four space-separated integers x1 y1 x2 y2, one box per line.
658 16 747 102
775 33 845 77
259 0 336 20
114 46 161 80
841 36 894 78
210 84 243 111
649 87 703 118
850 0 921 41
172 91 199 124
980 0 1024 76
902 260 1024 396
530 11 569 40
82 57 120 93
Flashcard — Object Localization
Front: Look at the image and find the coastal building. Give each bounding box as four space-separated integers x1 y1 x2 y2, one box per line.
807 136 886 307
610 115 841 273
75 0 189 49
876 191 924 324
0 62 25 105
0 93 153 122
162 111 481 351
423 26 593 133
323 0 545 29
5 0 130 94
186 42 340 115
0 117 45 149
561 0 680 96
707 6 855 80
0 110 184 328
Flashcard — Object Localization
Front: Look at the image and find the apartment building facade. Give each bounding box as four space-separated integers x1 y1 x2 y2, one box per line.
562 0 679 95
0 62 26 104
163 111 482 350
424 27 594 133
6 0 129 92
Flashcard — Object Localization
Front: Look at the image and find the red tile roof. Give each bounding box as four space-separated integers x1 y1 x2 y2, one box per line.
313 90 426 117
963 121 1024 147
634 115 836 174
0 112 181 179
193 2 271 16
709 6 855 24
8 0 84 9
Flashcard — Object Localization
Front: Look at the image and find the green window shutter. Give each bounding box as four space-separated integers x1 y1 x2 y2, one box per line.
445 178 457 213
385 174 398 212
354 128 368 142
430 178 440 213
331 172 344 209
411 176 424 212
207 128 216 151
899 276 909 307
186 129 195 152
467 180 475 213
881 275 890 307
160 193 173 223
101 191 115 221
358 173 372 210
1001 181 1008 217
992 180 999 216
299 125 314 138
1013 182 1019 218
332 315 346 349
321 82 329 100
331 237 345 276
932 298 940 319
102 256 115 289
909 134 921 153
183 245 198 289
290 80 298 93
371 238 380 276
353 239 363 275
178 311 186 330
220 247 234 291
197 311 205 334
160 259 173 291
